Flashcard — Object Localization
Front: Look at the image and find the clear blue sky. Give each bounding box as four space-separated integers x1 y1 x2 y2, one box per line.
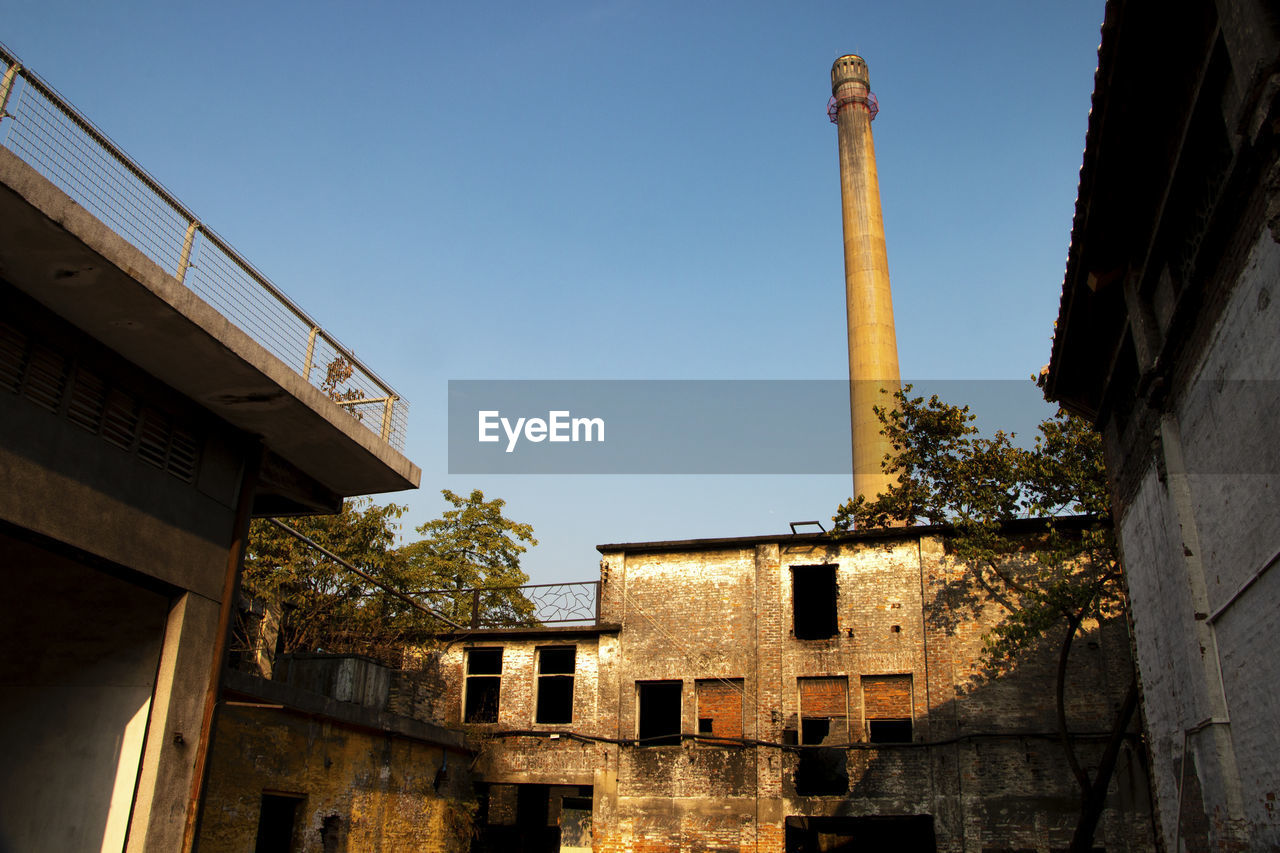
4 1 1105 583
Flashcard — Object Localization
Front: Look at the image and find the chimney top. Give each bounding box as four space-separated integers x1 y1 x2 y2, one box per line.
831 55 870 94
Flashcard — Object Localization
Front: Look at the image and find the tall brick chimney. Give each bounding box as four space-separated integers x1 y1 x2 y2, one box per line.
831 54 901 503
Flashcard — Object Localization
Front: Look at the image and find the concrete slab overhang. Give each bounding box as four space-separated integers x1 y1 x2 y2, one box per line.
0 148 421 501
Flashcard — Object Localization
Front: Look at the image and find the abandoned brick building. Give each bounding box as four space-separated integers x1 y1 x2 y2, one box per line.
437 524 1156 853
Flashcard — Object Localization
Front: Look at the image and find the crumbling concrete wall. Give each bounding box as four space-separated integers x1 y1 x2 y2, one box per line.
1111 229 1280 849
197 703 474 852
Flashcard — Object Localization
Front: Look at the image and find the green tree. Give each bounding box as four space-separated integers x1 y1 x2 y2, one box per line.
833 387 1135 853
239 498 423 657
238 489 539 659
402 489 539 627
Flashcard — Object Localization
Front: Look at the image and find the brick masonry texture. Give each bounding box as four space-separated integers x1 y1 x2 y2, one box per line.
798 677 847 719
696 678 745 739
444 530 1156 852
862 674 911 719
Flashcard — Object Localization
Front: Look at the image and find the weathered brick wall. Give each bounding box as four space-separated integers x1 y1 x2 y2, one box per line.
438 634 609 789
437 634 604 734
478 736 606 787
1170 227 1280 848
388 646 450 724
611 547 758 744
197 705 473 852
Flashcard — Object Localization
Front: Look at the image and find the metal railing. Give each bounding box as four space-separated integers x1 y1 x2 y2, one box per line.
0 43 408 450
418 581 602 629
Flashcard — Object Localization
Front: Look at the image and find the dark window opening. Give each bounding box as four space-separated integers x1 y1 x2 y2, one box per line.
699 718 713 734
535 646 575 724
517 783 549 828
637 680 681 745
539 646 575 674
792 564 838 639
469 647 502 674
254 793 302 853
465 648 502 723
466 678 500 722
476 784 593 853
785 815 937 853
868 718 913 743
801 717 831 745
536 678 573 724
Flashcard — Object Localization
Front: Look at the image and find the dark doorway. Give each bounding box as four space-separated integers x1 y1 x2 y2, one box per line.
473 783 590 853
254 793 302 852
785 815 936 853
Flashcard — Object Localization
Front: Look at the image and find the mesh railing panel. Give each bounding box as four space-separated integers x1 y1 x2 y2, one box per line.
419 581 601 628
3 77 191 273
0 47 408 451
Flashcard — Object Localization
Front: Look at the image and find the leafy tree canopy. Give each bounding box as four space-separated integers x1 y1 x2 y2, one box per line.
403 488 539 627
832 387 1134 851
833 386 1121 666
239 489 538 658
241 498 415 656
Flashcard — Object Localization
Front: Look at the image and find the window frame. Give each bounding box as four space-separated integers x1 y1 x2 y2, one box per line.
861 673 914 743
534 645 576 725
636 679 683 746
463 647 503 724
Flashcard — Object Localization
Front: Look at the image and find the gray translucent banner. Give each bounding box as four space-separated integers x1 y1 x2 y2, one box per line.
449 380 1053 474
446 379 1278 474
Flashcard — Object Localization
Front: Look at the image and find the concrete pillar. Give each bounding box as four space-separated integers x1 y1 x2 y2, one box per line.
127 591 223 852
832 55 902 503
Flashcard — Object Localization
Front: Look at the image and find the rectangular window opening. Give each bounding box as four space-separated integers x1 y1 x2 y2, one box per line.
800 717 831 745
786 815 938 852
535 646 575 724
465 648 503 723
867 719 913 743
637 680 682 745
862 674 913 743
695 678 744 740
792 564 838 639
